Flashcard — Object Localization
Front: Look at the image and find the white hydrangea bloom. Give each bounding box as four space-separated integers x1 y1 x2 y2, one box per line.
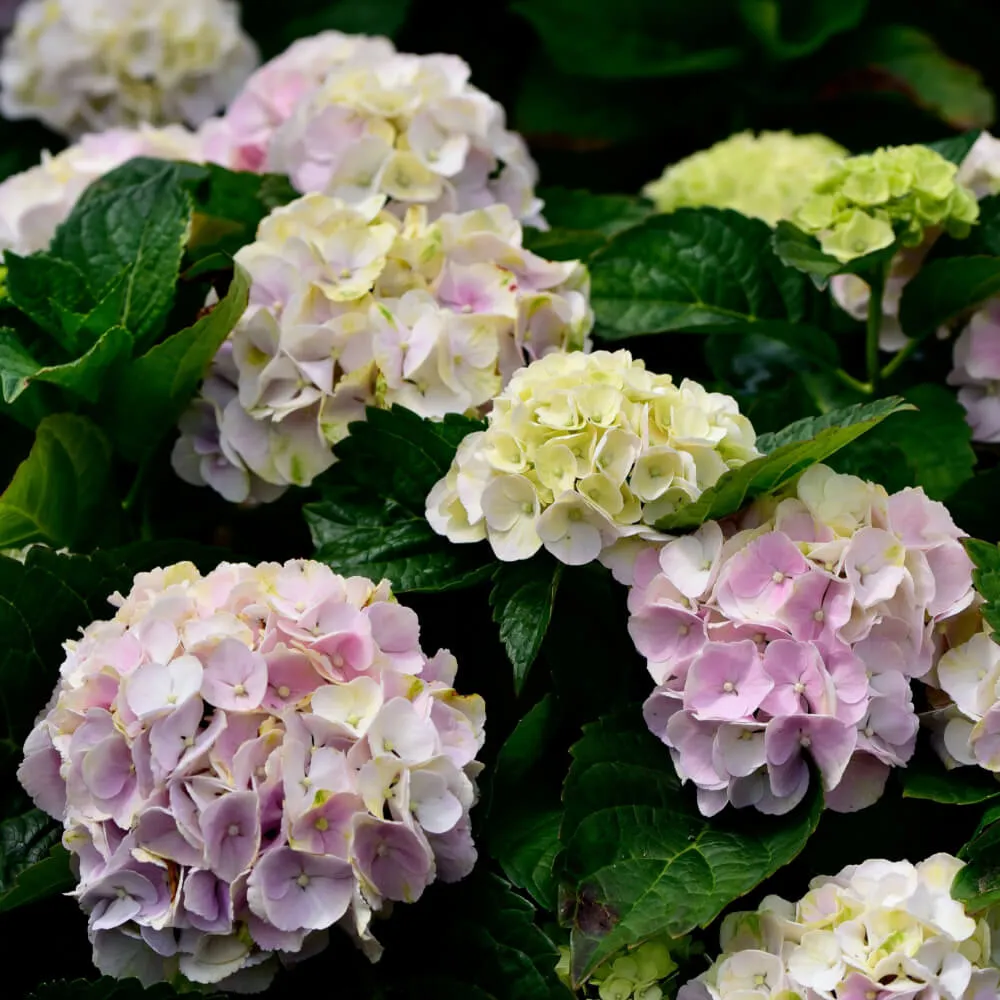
173 195 592 503
958 131 1000 199
0 0 259 137
679 854 1000 1000
426 350 759 567
0 123 205 255
202 31 543 225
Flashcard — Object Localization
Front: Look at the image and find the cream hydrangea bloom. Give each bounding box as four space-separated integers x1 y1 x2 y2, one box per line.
679 854 999 1000
426 350 759 566
0 0 259 137
173 195 592 502
642 131 846 226
0 123 205 256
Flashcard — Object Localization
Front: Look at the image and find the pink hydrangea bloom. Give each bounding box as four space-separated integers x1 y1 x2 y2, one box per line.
628 465 974 816
17 559 485 990
948 298 1000 443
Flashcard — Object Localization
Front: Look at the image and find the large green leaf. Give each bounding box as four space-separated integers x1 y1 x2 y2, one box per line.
853 26 995 130
739 0 868 60
51 161 192 342
898 257 1000 340
488 696 565 911
965 538 1000 636
0 414 111 549
28 978 211 999
829 384 975 501
512 0 745 78
947 466 1000 542
0 330 41 403
30 326 132 404
0 810 72 914
107 265 249 462
901 749 1000 806
590 209 820 338
955 810 1000 912
654 397 911 532
557 710 822 984
305 407 494 593
490 556 562 694
4 253 94 354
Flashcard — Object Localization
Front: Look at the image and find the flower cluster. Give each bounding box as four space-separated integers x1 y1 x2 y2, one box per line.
0 124 205 256
426 350 759 566
173 194 591 502
630 464 975 817
17 559 485 990
0 0 258 137
558 935 680 1000
202 30 542 224
948 299 1000 443
678 853 999 1000
643 130 846 227
792 144 979 262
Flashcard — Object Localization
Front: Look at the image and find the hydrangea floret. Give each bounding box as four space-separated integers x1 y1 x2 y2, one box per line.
173 195 592 503
202 30 542 224
557 935 682 1000
17 559 485 990
629 464 975 816
0 124 206 256
0 0 259 137
642 130 846 226
947 299 1000 443
792 144 979 263
425 350 759 567
678 853 999 1000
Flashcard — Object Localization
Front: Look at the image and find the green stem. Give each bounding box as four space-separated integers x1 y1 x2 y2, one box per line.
865 262 889 395
879 335 921 381
833 368 873 395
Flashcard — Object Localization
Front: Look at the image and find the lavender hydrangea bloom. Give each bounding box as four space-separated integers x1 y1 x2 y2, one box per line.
18 559 486 990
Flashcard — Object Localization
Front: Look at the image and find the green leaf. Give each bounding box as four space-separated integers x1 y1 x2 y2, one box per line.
739 0 868 60
901 750 1000 806
4 253 94 354
590 209 821 338
0 414 111 549
51 160 192 343
829 384 975 501
772 220 897 287
512 0 745 78
898 257 1000 340
927 129 984 166
854 26 995 130
30 325 132 404
654 397 911 532
260 0 412 56
51 269 130 348
306 407 494 593
947 466 1000 542
490 556 562 693
0 810 72 913
488 696 564 911
106 265 249 462
705 323 840 390
954 812 1000 912
557 710 822 984
538 188 653 237
0 329 41 402
965 537 1000 636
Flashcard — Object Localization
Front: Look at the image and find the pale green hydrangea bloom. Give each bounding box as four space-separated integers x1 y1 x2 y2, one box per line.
642 130 846 226
557 935 682 1000
792 144 979 263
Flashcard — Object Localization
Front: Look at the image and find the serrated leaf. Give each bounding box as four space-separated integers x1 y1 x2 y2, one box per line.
954 812 1000 912
0 414 111 549
490 555 562 693
965 538 1000 637
51 269 130 348
0 328 41 402
30 325 131 403
4 253 94 354
106 265 249 462
590 209 819 338
898 256 1000 340
654 397 911 532
557 710 821 984
306 407 494 593
901 750 1000 806
0 810 72 913
488 696 564 911
51 160 192 343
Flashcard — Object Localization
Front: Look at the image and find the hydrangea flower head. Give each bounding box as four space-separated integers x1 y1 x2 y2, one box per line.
203 32 542 224
630 464 975 816
173 195 592 502
947 298 1000 443
642 131 846 226
0 0 258 137
426 350 759 566
678 853 999 1000
791 144 979 262
17 558 485 990
0 124 206 257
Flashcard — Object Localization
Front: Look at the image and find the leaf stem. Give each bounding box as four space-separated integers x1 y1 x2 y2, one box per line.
865 262 889 394
879 336 921 381
833 368 872 395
